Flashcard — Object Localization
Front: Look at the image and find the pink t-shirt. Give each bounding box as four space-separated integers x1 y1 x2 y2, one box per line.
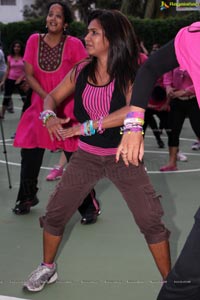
14 33 87 151
7 55 25 80
163 67 195 95
139 52 148 65
175 22 200 107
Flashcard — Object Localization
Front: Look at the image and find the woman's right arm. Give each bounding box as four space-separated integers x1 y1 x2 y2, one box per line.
42 69 76 141
25 61 48 99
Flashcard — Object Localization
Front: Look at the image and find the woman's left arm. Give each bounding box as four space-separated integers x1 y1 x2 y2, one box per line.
116 39 179 166
62 82 143 138
43 69 76 141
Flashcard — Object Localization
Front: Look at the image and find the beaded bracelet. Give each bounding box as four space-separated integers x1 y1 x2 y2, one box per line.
39 110 57 126
124 127 144 134
97 117 104 134
124 117 144 126
89 120 95 135
123 112 144 135
124 123 143 129
120 124 144 135
126 111 144 119
80 123 85 136
81 120 96 136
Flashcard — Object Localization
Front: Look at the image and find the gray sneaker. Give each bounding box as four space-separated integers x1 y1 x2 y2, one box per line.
23 263 58 292
191 141 200 150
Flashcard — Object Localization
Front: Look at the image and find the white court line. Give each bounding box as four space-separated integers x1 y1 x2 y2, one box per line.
1 157 200 174
0 160 51 171
146 134 197 142
0 136 200 174
145 150 200 157
147 168 200 174
0 297 30 300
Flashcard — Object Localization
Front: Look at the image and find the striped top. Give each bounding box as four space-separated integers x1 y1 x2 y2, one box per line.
82 81 114 120
79 80 117 155
74 65 126 155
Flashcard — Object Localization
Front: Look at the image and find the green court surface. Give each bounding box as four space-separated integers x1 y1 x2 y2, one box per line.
0 96 200 300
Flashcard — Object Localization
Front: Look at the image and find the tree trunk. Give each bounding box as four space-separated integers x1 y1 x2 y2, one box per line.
144 0 156 18
121 0 144 17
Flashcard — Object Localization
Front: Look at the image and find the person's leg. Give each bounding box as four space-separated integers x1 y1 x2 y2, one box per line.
10 85 32 139
46 151 67 181
16 81 28 104
21 88 32 114
144 108 164 148
148 240 171 279
64 150 101 224
0 79 14 118
13 148 45 215
143 108 152 135
160 146 179 171
157 207 200 300
42 150 103 254
107 157 171 279
148 114 165 148
23 150 103 291
156 110 169 136
160 99 185 171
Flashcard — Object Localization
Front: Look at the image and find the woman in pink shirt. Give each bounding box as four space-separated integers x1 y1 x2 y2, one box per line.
160 66 200 171
12 2 100 225
116 21 200 300
0 40 26 118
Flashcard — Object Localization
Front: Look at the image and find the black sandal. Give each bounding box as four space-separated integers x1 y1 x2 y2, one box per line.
81 199 101 225
13 196 39 215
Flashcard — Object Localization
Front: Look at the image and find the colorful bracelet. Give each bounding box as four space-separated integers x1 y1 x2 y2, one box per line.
81 120 96 136
80 123 85 136
39 110 57 126
124 123 143 129
120 124 144 135
126 111 144 119
89 120 96 135
124 117 144 126
97 117 104 134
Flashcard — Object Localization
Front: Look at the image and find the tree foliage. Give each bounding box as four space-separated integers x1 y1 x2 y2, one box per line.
23 0 73 20
23 0 193 22
121 0 144 17
23 0 123 23
96 0 121 9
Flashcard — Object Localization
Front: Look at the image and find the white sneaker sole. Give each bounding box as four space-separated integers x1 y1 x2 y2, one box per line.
23 271 58 292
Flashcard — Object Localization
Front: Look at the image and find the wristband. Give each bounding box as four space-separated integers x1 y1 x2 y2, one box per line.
39 110 56 126
97 117 104 134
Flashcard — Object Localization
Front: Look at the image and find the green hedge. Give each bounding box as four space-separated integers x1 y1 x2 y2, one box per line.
0 17 46 54
0 12 200 55
130 12 200 50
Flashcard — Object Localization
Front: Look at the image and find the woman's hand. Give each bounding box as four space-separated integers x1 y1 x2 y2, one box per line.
45 117 70 141
62 124 82 139
116 132 144 166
